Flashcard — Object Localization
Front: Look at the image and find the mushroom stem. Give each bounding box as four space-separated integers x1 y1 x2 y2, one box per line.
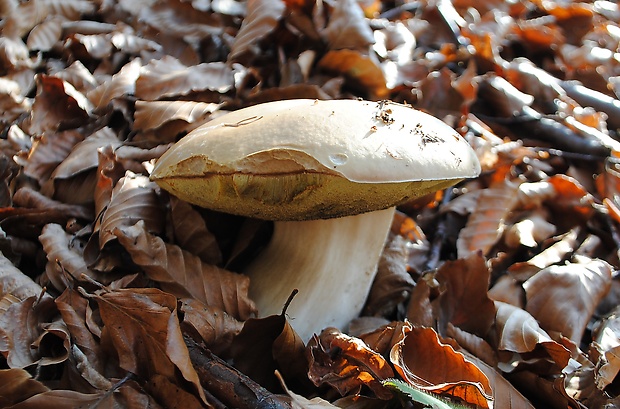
245 207 396 342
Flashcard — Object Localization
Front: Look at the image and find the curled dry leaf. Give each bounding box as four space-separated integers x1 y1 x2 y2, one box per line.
307 327 395 399
87 57 142 112
28 75 91 136
0 296 68 369
230 312 307 391
0 252 44 301
94 287 206 404
39 223 90 291
96 171 164 250
18 129 84 188
493 301 571 374
133 100 223 132
364 234 415 317
135 56 235 100
169 197 222 265
457 179 522 258
179 298 243 356
320 0 374 51
524 256 613 344
228 0 286 63
114 220 256 321
591 310 620 390
390 324 493 408
317 49 388 98
436 253 496 337
0 368 50 407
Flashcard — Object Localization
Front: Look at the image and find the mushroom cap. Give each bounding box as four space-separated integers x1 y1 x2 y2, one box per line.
151 99 480 220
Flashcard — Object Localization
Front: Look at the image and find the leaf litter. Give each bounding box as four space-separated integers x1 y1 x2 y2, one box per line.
1 0 620 408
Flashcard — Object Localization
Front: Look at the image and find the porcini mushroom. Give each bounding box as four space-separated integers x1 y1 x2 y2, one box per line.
151 99 480 341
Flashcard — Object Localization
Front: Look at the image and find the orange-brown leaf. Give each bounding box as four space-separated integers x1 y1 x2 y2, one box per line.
390 325 493 408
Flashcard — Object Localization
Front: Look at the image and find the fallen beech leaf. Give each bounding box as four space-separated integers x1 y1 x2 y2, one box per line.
55 288 102 373
0 296 69 369
114 221 256 320
135 56 234 100
0 251 44 300
320 0 374 51
308 327 394 399
436 253 496 337
180 298 243 356
13 187 93 220
5 384 163 409
228 0 285 63
524 257 613 344
97 171 164 250
39 223 92 291
508 227 582 281
28 75 91 135
389 325 493 408
503 212 556 249
18 130 84 188
317 49 388 98
592 311 620 390
0 368 50 407
26 17 64 52
169 197 222 265
133 100 222 132
87 57 142 112
493 301 571 374
94 287 206 404
230 312 307 391
457 179 521 258
364 234 415 317
278 371 339 409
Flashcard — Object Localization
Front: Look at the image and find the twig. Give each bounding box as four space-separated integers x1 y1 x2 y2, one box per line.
185 336 292 409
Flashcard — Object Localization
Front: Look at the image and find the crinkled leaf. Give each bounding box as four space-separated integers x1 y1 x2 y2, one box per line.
389 325 493 408
307 327 394 399
114 221 256 320
524 257 613 344
94 287 206 404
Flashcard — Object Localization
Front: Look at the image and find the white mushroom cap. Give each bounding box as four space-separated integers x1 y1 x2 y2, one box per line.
151 99 480 220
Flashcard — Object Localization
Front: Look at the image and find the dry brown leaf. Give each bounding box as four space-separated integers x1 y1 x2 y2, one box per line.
0 295 69 369
135 56 235 100
389 324 493 408
87 58 142 112
26 17 64 52
133 100 223 132
0 368 50 407
55 288 103 377
493 301 571 374
0 252 44 301
228 0 285 63
50 127 120 182
317 49 388 98
230 312 308 391
94 287 206 404
114 221 256 320
457 179 522 258
13 187 93 221
592 310 620 390
308 327 394 399
524 257 613 344
436 253 496 337
179 298 243 355
169 197 222 265
5 385 163 409
96 171 164 250
28 75 91 136
18 130 84 188
508 227 582 281
39 223 91 291
321 0 374 51
363 234 414 317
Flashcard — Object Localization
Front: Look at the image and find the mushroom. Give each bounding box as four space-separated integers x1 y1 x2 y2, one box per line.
150 99 480 341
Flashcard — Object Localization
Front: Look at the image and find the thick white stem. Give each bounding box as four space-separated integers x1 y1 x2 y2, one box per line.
245 207 395 342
